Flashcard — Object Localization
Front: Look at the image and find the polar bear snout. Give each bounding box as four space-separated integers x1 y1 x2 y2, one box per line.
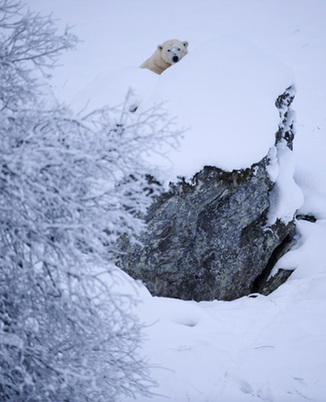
172 55 179 63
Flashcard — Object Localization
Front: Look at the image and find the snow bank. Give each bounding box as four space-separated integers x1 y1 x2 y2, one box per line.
153 36 294 176
71 67 158 113
274 219 326 279
71 37 294 181
268 141 304 224
122 280 326 402
295 167 326 220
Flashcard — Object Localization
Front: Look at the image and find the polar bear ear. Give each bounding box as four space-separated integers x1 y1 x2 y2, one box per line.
158 44 163 51
183 41 189 48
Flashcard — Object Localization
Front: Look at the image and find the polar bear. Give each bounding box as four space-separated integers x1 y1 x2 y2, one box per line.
140 39 189 75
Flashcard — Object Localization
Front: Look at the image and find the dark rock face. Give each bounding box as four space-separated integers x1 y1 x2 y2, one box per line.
118 87 297 301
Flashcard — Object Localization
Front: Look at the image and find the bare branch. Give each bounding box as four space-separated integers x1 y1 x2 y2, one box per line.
0 2 182 400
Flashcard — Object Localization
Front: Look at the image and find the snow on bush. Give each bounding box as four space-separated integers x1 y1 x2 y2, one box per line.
0 2 181 400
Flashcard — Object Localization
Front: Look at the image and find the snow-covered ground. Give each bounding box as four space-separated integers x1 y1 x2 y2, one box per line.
28 1 326 400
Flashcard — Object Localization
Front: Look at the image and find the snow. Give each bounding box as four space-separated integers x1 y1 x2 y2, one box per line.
71 67 158 115
70 36 294 178
268 141 304 225
153 37 294 175
274 219 326 279
27 0 326 400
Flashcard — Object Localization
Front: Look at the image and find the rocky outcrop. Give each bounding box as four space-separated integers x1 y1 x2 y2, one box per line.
118 87 297 301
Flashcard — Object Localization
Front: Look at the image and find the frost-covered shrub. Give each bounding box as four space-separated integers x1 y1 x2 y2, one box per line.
0 1 180 400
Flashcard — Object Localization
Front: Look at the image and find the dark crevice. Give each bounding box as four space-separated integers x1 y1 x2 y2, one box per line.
251 229 296 295
296 214 317 223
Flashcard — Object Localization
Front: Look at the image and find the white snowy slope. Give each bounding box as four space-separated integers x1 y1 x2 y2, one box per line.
70 36 294 178
28 0 326 400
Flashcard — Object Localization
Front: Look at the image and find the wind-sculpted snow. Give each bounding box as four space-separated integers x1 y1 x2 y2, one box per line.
70 36 294 182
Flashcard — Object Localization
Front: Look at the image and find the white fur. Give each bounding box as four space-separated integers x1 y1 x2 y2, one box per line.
140 39 189 75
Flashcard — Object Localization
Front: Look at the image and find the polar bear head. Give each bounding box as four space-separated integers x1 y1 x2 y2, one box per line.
158 39 189 65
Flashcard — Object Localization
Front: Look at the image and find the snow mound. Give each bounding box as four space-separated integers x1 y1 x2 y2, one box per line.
71 37 294 181
71 67 158 112
268 141 304 224
153 36 294 176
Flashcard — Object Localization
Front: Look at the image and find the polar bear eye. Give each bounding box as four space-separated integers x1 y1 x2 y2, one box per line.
167 49 171 52
177 48 180 51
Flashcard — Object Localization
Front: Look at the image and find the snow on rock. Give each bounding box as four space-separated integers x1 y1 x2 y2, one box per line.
71 37 294 181
148 36 294 177
268 140 304 225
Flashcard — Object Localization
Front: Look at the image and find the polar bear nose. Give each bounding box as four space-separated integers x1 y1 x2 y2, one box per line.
172 55 179 63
